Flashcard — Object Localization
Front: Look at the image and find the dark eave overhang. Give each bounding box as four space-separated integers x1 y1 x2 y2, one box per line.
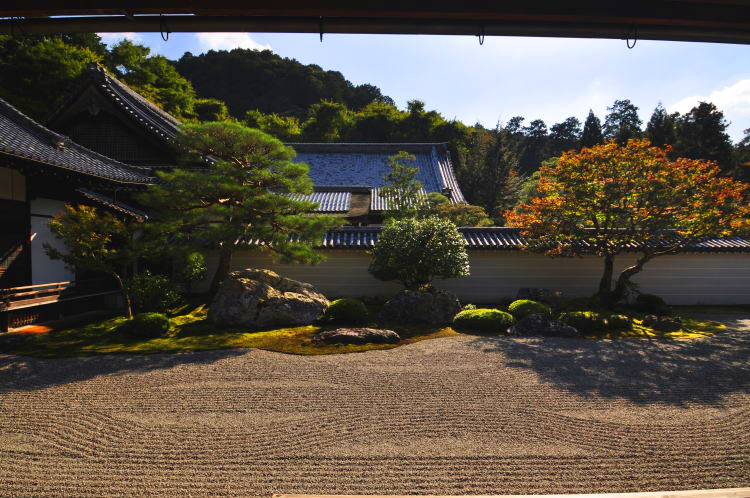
2 2 750 45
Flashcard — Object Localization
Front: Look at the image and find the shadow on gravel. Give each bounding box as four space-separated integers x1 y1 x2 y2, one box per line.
0 349 248 392
468 315 750 406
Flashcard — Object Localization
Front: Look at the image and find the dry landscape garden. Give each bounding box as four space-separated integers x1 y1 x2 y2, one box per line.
1 32 750 496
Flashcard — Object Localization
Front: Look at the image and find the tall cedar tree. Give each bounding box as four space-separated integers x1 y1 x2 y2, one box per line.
380 151 426 220
673 102 734 175
45 205 139 318
645 103 677 148
506 139 750 304
139 122 343 294
580 110 604 148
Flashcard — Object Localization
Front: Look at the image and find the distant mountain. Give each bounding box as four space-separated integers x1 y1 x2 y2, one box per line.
174 48 394 119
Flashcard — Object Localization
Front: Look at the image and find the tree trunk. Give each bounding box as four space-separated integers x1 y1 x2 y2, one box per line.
597 253 615 298
210 247 232 296
611 253 654 303
112 272 133 319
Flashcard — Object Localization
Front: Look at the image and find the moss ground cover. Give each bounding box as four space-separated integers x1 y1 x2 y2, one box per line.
0 302 730 358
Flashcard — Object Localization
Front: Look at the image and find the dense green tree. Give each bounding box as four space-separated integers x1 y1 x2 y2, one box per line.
734 128 750 182
0 35 100 120
673 102 734 175
244 110 302 141
433 202 494 227
645 103 678 148
603 99 642 144
106 40 196 119
455 125 523 221
368 216 470 290
347 102 403 142
194 98 231 122
549 117 582 156
519 119 549 174
138 122 343 294
580 110 605 148
301 100 354 142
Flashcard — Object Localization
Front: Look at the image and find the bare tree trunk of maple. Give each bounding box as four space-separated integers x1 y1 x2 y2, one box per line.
112 272 133 319
611 253 654 303
210 247 233 296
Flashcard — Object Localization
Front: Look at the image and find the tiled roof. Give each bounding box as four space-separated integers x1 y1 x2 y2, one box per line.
285 190 352 212
288 143 466 205
48 63 183 143
76 188 149 221
370 187 428 212
244 226 750 253
0 97 153 184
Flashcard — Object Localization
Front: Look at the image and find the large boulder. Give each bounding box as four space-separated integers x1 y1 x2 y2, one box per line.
208 269 329 328
380 288 461 325
315 327 400 345
507 313 580 338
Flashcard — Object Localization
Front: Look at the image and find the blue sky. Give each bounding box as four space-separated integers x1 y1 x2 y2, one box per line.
100 31 750 142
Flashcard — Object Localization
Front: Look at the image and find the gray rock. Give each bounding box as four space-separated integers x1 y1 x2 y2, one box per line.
380 288 461 325
507 313 580 338
208 268 329 328
643 315 683 332
315 327 400 345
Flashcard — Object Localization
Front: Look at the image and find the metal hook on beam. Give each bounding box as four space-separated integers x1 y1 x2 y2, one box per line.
626 24 637 49
160 14 171 42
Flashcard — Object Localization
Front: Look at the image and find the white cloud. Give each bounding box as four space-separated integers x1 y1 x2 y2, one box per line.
668 79 750 116
97 32 142 44
195 33 272 52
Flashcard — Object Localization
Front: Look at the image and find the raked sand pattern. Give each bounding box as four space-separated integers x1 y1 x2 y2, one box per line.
1 315 749 496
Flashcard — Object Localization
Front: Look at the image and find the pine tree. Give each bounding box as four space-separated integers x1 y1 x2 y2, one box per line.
138 122 343 294
673 102 734 175
580 110 604 148
380 151 426 220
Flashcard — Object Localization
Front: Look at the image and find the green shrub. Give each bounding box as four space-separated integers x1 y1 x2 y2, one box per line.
508 299 551 319
634 293 671 315
453 309 515 333
178 252 208 284
117 312 170 339
606 314 632 330
558 311 607 334
461 303 477 311
321 298 368 325
125 271 182 314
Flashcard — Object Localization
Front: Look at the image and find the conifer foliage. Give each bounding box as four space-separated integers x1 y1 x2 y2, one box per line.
139 122 343 294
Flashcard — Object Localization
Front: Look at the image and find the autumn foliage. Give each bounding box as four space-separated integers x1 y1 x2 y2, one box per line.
505 139 750 302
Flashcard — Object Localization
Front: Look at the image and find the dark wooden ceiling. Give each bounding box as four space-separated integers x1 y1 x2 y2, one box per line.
2 2 750 44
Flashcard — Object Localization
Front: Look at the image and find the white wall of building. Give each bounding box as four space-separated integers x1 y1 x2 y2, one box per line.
30 198 74 284
199 248 750 305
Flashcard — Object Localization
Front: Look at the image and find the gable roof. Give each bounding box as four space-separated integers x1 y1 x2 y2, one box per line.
0 97 153 184
288 143 467 206
48 63 182 144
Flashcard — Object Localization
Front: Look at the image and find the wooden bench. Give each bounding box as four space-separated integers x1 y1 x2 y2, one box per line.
0 280 122 332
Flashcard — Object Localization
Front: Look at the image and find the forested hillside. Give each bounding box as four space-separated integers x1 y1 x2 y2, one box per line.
175 49 394 119
0 33 748 223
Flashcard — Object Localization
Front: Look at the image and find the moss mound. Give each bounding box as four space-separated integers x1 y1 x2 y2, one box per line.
118 312 170 339
321 298 369 325
508 299 551 319
453 308 515 333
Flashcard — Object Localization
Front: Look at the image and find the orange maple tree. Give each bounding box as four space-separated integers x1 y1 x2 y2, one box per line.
505 139 750 303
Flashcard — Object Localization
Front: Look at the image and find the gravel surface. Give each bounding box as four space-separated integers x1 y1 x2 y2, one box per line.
1 315 749 497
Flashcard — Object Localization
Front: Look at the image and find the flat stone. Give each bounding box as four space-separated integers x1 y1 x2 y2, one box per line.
315 327 400 345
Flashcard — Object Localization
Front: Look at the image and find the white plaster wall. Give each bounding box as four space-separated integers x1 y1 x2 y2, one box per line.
30 198 74 284
197 249 750 305
0 167 26 202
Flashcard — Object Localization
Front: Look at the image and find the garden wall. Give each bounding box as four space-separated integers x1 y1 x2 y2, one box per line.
199 249 750 305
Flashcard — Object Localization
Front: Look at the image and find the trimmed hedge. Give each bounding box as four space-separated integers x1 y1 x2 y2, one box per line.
508 299 551 319
453 308 515 333
558 311 607 334
321 298 368 325
118 312 171 339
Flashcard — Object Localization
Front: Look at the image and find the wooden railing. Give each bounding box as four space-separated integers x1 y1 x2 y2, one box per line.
0 279 122 332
